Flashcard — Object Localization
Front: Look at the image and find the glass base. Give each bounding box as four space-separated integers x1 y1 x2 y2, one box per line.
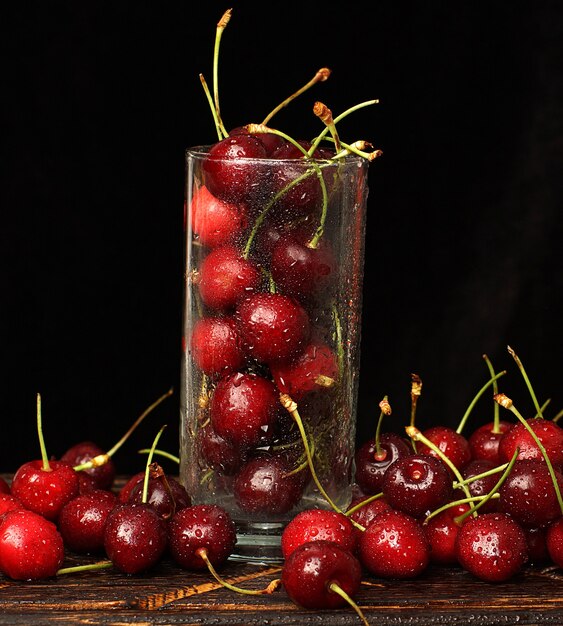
229 521 284 564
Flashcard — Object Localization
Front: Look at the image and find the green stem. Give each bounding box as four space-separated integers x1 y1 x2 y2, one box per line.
454 448 519 525
262 67 331 126
197 549 281 595
483 354 501 433
56 561 113 576
328 582 370 626
456 370 506 434
406 426 475 515
308 100 379 157
508 345 543 418
137 448 180 465
212 9 231 139
36 393 50 472
199 74 224 141
423 493 500 525
345 492 383 517
453 462 508 488
142 425 167 504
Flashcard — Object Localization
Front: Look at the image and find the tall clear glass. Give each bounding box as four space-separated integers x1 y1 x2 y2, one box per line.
180 146 369 562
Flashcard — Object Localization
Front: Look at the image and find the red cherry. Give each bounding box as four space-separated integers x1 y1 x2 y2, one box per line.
382 454 453 518
358 509 430 578
498 459 563 527
468 420 514 463
58 489 117 553
418 425 472 471
281 508 357 560
118 471 145 503
354 433 412 495
424 501 471 566
210 372 280 449
270 141 332 219
190 315 245 376
270 235 335 301
0 494 25 517
498 417 563 467
197 245 261 310
190 184 247 248
546 517 563 568
197 422 245 476
271 341 338 401
237 292 310 364
455 512 528 582
127 473 191 521
229 126 287 156
524 525 550 564
103 503 168 574
11 459 80 521
60 441 116 491
461 459 501 513
346 495 392 537
0 477 10 494
281 541 363 611
233 455 305 516
0 509 64 580
202 135 269 204
168 504 236 570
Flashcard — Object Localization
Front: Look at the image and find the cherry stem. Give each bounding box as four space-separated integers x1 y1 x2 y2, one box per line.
328 582 370 626
142 425 167 504
241 149 330 258
374 396 391 458
330 138 383 161
331 304 344 377
308 100 379 157
454 448 519 525
345 492 383 518
73 388 174 472
212 9 231 139
508 345 543 419
455 370 507 434
405 426 476 515
56 560 113 576
409 374 422 452
197 548 281 595
553 407 563 424
36 393 50 472
537 397 551 417
453 462 509 488
423 493 501 526
482 354 501 433
279 393 363 529
199 74 224 141
261 67 331 126
314 101 341 152
494 393 563 514
243 123 330 249
137 448 180 465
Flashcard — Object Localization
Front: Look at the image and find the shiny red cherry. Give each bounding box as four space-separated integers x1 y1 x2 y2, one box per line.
190 184 247 248
202 135 268 204
418 425 472 471
237 292 310 364
468 420 514 463
210 372 280 449
190 315 245 376
498 417 563 467
197 245 261 310
271 340 338 401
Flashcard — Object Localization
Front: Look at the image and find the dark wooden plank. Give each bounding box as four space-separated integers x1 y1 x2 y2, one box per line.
1 557 562 625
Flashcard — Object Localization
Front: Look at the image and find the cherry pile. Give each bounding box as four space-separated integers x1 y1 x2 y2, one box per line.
0 348 563 626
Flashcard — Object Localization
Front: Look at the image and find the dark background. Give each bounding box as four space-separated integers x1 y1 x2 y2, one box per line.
2 1 562 474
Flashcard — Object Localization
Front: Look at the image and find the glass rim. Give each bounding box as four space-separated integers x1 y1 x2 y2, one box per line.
185 145 368 167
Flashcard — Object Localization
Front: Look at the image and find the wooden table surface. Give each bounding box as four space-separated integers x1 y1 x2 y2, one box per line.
0 553 562 625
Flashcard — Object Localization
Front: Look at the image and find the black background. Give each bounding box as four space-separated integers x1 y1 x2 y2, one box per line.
2 1 562 475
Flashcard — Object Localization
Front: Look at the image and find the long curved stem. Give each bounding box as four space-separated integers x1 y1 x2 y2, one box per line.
456 370 506 434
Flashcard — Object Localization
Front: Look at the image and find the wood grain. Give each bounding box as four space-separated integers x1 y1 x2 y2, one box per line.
0 554 562 625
